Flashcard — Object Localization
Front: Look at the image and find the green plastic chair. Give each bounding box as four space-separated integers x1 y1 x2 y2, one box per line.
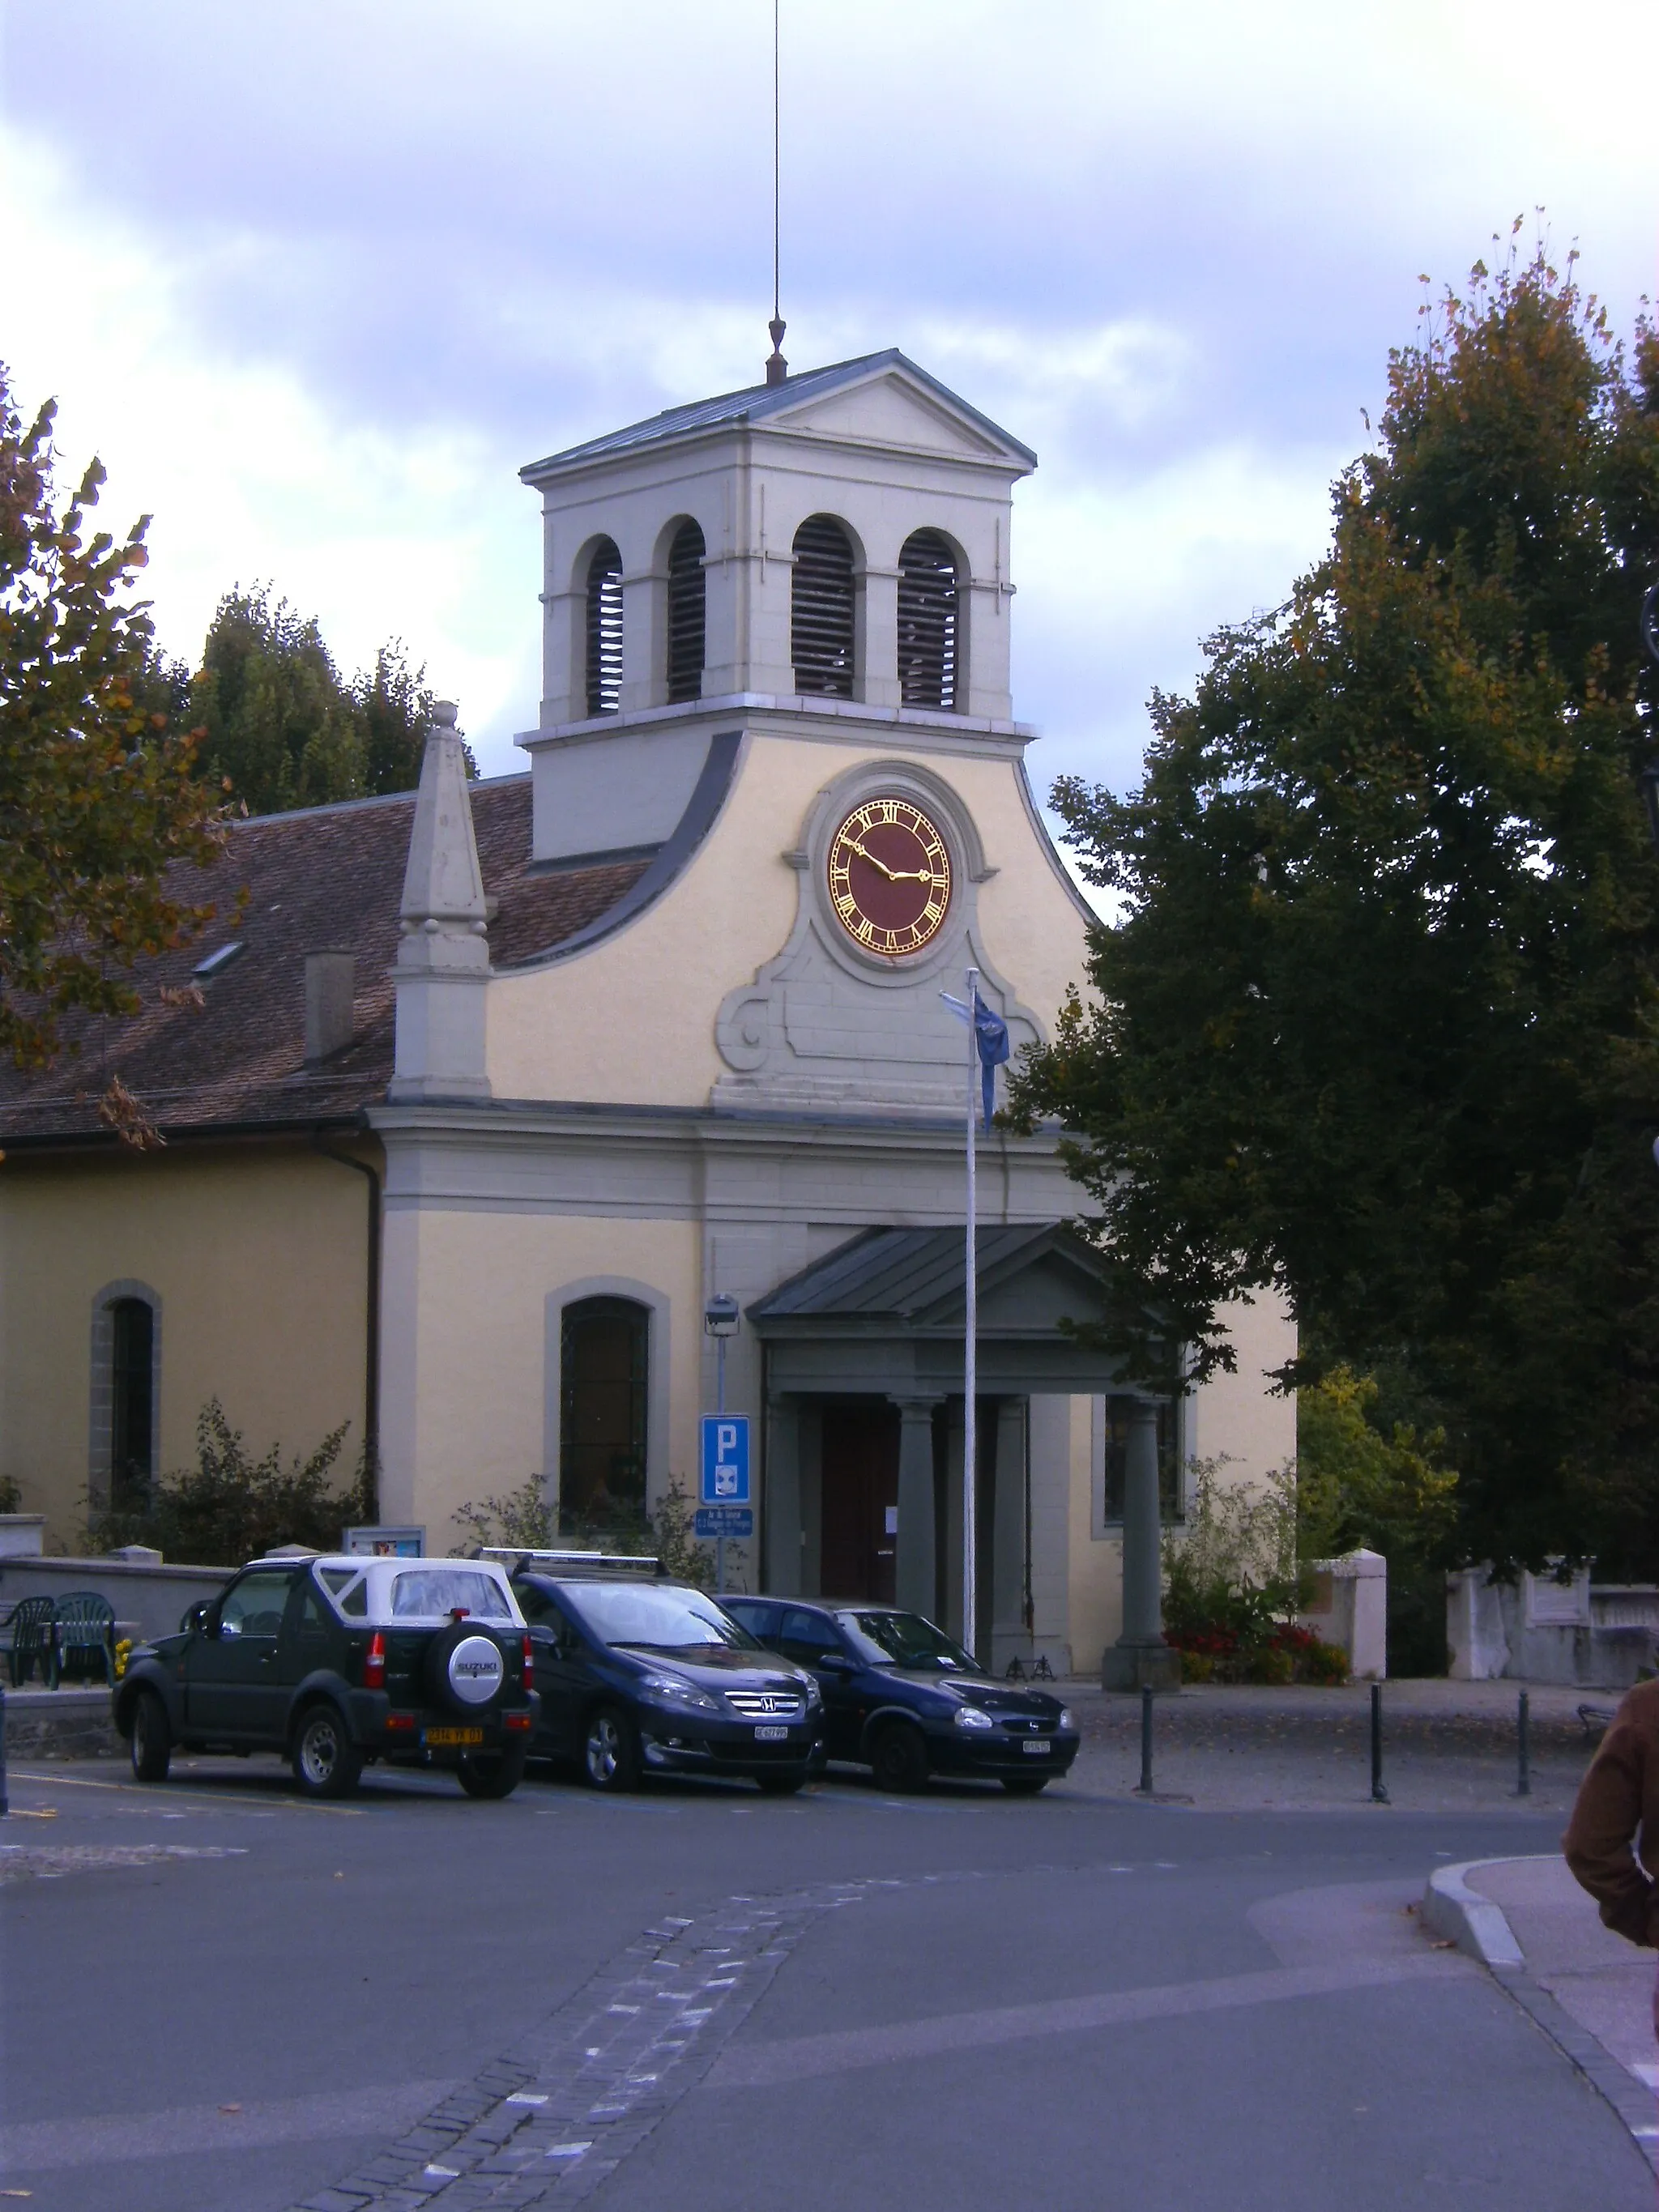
55 1592 117 1687
8 1596 59 1689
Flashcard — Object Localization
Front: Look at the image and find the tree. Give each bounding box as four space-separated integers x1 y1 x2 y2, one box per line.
0 367 226 1070
190 585 455 815
1012 232 1659 1574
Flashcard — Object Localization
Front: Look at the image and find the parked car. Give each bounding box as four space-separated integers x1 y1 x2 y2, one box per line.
113 1554 539 1800
505 1557 825 1794
720 1598 1079 1793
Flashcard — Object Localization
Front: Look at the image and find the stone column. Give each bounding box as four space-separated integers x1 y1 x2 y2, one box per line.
859 566 902 708
991 1397 1030 1675
1102 1396 1181 1690
893 1397 940 1617
764 1394 802 1597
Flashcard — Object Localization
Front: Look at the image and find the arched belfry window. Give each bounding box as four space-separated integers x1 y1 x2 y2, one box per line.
585 538 624 717
898 530 960 710
666 520 706 703
560 1296 648 1530
791 515 856 698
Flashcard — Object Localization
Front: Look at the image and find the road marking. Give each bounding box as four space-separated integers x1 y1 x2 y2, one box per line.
0 2079 455 2172
6 1771 363 1816
702 1954 1463 2089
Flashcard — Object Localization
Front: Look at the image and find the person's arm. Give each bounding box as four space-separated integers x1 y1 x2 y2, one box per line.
1564 1703 1658 1947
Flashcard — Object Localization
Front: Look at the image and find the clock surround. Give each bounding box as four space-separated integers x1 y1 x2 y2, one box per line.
825 795 953 959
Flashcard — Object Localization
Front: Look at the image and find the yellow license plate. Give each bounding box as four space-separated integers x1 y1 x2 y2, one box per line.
425 1727 484 1747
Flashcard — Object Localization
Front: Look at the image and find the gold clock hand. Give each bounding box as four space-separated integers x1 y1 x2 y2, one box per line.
845 837 901 882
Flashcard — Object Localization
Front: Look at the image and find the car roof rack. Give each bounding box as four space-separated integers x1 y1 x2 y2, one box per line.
481 1548 668 1580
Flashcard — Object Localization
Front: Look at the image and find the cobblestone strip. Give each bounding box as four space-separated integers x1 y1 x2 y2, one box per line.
288 1878 874 2212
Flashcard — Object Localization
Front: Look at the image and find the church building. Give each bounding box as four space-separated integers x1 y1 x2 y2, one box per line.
0 348 1293 1678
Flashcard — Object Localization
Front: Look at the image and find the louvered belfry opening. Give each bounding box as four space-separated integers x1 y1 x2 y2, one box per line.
585 537 624 716
791 514 856 697
666 519 706 703
898 529 960 710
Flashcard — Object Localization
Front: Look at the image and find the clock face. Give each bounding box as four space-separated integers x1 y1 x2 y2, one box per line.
826 796 953 957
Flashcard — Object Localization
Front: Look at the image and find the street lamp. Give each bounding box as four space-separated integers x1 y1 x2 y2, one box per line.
703 1291 740 1420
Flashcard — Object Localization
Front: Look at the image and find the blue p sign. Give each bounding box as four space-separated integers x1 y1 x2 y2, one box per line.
700 1414 750 1505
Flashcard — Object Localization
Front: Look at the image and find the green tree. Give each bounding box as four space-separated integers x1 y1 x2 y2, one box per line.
0 367 225 1070
1012 232 1659 1575
190 585 453 815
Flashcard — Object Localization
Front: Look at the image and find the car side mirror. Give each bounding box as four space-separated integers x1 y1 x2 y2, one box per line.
181 1601 214 1635
813 1650 854 1673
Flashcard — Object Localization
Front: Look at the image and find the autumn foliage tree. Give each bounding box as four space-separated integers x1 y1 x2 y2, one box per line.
0 366 226 1071
1012 233 1659 1574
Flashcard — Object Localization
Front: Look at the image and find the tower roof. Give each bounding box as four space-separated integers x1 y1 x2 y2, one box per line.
520 349 1038 483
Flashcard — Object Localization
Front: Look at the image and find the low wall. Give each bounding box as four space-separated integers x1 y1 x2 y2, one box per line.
0 1554 233 1643
1448 1566 1659 1687
2 1688 122 1760
1298 1547 1387 1679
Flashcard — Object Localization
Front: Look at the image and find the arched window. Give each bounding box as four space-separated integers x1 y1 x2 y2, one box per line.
666 519 706 703
560 1296 649 1530
110 1297 156 1507
791 515 856 698
585 538 624 717
897 529 960 710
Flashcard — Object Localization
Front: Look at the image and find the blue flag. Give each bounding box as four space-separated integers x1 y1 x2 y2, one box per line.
941 989 1011 1130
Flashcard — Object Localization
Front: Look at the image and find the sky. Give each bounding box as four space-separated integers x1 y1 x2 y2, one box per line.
5 0 1659 835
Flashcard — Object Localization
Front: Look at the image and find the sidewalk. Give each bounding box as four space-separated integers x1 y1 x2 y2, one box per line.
1466 1856 1657 2088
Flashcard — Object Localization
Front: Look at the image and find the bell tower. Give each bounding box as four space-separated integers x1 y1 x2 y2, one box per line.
515 351 1036 863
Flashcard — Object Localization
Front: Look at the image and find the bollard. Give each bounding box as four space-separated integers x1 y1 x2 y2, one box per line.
0 1681 8 1818
1370 1681 1389 1804
1517 1688 1531 1798
1137 1681 1154 1795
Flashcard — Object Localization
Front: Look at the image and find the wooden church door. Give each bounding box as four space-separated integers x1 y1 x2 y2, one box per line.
818 1404 900 1603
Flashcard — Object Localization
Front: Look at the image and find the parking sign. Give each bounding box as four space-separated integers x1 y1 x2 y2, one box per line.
700 1415 750 1505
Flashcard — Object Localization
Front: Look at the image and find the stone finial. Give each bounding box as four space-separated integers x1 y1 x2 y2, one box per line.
389 701 493 1102
397 702 488 974
765 317 788 388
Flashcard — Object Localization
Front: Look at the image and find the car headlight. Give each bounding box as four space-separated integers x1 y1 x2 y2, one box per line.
953 1703 996 1732
1059 1708 1076 1732
802 1677 822 1707
638 1673 723 1715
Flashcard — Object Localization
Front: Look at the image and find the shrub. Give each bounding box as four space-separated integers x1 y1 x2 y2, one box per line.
0 1475 20 1514
452 1475 741 1595
1162 1462 1348 1683
87 1399 373 1566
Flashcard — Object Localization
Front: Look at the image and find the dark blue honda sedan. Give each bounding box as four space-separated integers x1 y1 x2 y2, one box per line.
721 1598 1078 1793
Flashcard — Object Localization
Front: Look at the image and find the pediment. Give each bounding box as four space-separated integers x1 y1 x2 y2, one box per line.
770 370 1025 467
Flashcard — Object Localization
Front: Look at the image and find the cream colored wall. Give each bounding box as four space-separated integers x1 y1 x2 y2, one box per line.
377 1207 702 1545
487 731 1087 1106
1190 1290 1298 1488
0 1144 372 1541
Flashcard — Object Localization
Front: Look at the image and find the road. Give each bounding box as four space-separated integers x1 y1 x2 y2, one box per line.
0 1745 1647 2210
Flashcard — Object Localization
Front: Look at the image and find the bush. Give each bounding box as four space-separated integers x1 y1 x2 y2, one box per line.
451 1476 743 1595
1162 1460 1347 1684
87 1399 373 1566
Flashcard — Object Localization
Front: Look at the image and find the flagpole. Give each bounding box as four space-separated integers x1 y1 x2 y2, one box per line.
963 963 978 1664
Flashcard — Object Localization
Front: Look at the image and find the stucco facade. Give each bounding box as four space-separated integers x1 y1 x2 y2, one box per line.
0 349 1295 1677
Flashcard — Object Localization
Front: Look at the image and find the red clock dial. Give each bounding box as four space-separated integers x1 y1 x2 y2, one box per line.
826 797 953 957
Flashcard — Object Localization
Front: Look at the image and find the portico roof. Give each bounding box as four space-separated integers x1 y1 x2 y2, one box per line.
749 1224 1142 1396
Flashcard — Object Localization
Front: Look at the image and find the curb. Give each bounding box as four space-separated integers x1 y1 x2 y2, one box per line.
1423 1857 1659 2172
1422 1858 1528 1967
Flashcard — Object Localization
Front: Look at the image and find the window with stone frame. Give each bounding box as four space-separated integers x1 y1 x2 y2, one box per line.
896 529 960 710
585 538 624 716
665 519 706 703
791 515 856 697
559 1296 649 1530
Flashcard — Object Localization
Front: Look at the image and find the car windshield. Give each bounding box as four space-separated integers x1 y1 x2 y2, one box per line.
839 1610 978 1673
561 1583 760 1655
390 1568 514 1621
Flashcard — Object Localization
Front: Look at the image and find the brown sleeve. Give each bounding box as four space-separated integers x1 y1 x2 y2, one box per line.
1563 1706 1658 1948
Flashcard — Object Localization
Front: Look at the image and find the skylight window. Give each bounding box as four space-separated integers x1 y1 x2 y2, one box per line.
192 941 245 979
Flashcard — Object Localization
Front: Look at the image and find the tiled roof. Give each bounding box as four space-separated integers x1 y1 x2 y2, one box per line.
0 777 647 1145
520 351 1038 478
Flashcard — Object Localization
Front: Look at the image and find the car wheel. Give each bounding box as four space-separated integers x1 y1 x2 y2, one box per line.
1000 1775 1049 1795
292 1705 364 1800
130 1689 171 1783
582 1704 641 1792
756 1771 808 1796
456 1745 529 1800
869 1723 929 1793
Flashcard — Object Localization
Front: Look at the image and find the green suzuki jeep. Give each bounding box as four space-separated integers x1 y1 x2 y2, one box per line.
113 1554 539 1799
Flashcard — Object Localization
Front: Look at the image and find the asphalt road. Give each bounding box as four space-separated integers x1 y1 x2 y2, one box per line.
0 1746 1646 2211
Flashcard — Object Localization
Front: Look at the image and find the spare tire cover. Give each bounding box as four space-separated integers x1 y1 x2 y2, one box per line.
446 1634 505 1707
